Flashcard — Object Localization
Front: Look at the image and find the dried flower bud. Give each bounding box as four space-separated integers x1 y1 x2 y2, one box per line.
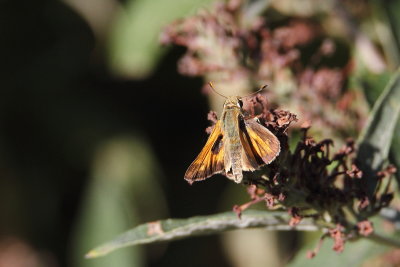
320 39 336 56
288 207 302 226
357 220 373 236
305 137 316 146
247 184 258 200
306 251 316 259
205 126 214 135
346 164 363 178
377 165 397 179
358 196 370 210
264 193 275 208
329 225 345 253
232 205 242 219
207 111 218 123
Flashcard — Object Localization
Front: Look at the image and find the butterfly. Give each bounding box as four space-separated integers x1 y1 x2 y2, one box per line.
184 84 281 184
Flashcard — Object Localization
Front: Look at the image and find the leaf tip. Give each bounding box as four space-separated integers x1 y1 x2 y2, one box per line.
85 250 99 259
85 247 110 259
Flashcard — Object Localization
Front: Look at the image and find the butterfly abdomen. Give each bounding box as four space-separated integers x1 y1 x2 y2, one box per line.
229 137 243 182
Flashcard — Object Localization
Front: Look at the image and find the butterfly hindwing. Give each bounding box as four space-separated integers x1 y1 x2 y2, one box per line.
184 121 225 183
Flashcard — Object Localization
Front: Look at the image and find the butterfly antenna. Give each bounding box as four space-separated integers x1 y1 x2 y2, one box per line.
208 82 227 99
243 84 268 98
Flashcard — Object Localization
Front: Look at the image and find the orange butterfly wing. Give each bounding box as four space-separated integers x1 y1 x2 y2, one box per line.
184 121 225 183
239 118 280 171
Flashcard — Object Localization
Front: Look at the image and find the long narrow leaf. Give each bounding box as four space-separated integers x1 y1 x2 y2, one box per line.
390 119 400 184
356 69 400 196
86 210 319 258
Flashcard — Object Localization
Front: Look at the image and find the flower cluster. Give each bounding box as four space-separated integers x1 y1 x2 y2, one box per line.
161 0 368 141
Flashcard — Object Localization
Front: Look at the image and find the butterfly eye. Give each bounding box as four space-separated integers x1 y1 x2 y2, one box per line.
238 99 243 108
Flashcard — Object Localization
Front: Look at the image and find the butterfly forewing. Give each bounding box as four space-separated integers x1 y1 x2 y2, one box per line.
184 121 225 183
239 118 280 170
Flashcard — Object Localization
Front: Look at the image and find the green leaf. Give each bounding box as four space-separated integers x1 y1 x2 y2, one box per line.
390 119 400 183
357 71 400 187
86 210 320 258
370 0 400 68
361 72 391 105
108 0 213 78
356 69 400 196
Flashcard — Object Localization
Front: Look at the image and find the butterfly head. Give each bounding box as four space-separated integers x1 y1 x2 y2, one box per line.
223 96 243 110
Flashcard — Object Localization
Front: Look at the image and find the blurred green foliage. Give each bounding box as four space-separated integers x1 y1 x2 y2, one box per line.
356 69 400 196
109 0 213 78
71 136 167 267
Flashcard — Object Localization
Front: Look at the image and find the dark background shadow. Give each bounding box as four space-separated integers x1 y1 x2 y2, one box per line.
0 0 232 266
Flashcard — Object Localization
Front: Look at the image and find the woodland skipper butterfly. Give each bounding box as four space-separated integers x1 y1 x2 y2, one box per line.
184 83 280 184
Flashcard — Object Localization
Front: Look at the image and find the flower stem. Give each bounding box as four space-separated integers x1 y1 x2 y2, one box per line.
366 232 400 248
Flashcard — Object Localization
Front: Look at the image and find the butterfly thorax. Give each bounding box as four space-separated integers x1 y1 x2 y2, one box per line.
223 96 242 109
221 97 243 183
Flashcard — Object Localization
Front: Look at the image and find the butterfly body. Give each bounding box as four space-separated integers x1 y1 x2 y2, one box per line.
221 97 245 182
185 96 280 184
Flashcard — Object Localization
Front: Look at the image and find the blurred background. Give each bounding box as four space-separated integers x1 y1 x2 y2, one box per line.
1 0 399 266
